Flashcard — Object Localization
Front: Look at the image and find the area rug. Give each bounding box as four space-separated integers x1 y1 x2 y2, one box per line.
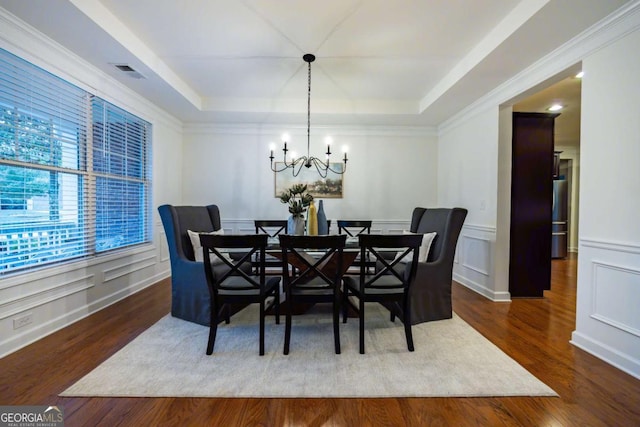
60 304 557 398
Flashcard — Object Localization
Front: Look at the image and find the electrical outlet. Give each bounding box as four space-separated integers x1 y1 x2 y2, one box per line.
13 313 33 330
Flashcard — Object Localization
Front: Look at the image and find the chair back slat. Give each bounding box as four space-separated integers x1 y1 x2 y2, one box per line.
337 220 372 237
200 234 267 291
278 235 347 289
254 220 288 237
357 234 423 290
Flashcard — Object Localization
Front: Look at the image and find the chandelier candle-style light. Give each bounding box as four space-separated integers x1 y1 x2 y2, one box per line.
270 54 348 178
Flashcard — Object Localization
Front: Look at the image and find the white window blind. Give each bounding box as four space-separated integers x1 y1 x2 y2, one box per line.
0 48 152 275
91 97 152 253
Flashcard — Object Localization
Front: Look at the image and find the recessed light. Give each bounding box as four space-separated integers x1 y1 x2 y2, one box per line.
548 104 563 111
575 71 584 78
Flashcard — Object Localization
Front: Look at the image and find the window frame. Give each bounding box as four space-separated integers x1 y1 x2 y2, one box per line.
0 48 153 276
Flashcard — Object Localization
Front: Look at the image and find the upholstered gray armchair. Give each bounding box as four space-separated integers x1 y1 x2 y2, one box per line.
158 204 222 325
409 207 467 324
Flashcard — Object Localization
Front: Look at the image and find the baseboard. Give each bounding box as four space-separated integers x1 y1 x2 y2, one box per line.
453 273 511 302
571 331 640 380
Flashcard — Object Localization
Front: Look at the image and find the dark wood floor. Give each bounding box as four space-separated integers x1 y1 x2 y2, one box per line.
1 255 639 426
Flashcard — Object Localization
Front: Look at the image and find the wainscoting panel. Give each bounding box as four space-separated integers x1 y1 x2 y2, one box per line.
159 230 169 262
0 275 94 320
221 219 410 236
103 254 157 284
461 235 491 276
453 224 503 301
572 238 640 379
0 238 168 359
591 261 640 337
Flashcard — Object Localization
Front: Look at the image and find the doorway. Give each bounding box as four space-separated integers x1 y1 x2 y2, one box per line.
498 66 582 298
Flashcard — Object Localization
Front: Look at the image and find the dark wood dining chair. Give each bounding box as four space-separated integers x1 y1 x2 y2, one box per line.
254 220 288 274
342 234 423 354
255 219 288 237
278 234 347 355
200 233 280 356
337 220 374 271
337 220 372 237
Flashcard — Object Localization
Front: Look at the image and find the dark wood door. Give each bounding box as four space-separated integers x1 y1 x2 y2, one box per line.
509 112 559 297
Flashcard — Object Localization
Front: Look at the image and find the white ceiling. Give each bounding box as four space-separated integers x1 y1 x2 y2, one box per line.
0 0 630 126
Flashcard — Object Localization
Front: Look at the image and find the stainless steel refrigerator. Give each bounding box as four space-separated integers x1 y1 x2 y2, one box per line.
551 179 568 258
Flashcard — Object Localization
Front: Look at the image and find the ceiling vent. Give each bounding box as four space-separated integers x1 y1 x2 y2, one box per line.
113 64 146 79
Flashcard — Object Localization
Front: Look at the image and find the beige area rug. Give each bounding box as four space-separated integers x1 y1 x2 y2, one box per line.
60 304 557 398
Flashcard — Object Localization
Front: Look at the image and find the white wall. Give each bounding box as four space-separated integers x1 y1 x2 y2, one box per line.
0 11 178 357
571 27 640 378
437 5 640 378
438 109 502 300
182 125 438 233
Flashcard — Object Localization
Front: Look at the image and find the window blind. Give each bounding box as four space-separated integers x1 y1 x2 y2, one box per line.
0 48 152 275
91 98 152 253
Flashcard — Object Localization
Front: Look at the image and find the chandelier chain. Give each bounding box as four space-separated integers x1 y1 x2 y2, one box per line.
269 53 348 177
307 58 311 161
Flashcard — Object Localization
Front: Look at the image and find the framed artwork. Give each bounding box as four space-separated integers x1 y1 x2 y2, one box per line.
274 162 344 198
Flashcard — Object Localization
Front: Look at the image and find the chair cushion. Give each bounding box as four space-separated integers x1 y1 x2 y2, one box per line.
187 229 232 264
217 276 280 295
393 230 436 263
343 275 404 295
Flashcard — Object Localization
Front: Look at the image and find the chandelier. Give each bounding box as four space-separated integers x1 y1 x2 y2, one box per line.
270 54 348 178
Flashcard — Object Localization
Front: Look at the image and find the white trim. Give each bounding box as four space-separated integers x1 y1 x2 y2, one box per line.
0 271 167 359
103 254 158 284
0 244 157 290
0 8 182 132
462 223 497 234
439 0 640 135
184 122 436 137
0 275 94 320
461 235 491 277
581 238 640 255
454 274 511 302
590 260 640 338
571 331 640 380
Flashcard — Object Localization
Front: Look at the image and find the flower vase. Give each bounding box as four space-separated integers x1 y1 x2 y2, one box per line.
288 215 305 235
307 201 318 235
317 200 328 235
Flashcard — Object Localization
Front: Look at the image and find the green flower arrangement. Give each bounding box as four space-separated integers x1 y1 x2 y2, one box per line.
279 184 314 218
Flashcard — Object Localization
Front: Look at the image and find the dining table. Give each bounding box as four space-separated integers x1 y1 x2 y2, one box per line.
267 236 359 276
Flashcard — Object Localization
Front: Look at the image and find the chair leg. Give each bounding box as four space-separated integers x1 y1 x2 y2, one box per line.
359 296 366 354
224 304 230 324
274 289 280 325
403 297 414 352
259 301 265 356
284 295 292 355
206 302 219 355
333 297 341 354
342 285 349 323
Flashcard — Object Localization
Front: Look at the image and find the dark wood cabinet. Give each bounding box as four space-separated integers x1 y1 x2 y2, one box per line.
509 112 559 297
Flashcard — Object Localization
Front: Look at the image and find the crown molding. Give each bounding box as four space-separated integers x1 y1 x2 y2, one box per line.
438 0 640 136
0 7 183 133
183 122 437 137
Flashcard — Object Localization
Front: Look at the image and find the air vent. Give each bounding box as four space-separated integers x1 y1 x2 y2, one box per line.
112 64 146 79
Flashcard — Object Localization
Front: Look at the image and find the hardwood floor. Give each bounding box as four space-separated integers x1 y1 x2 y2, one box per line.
1 255 639 426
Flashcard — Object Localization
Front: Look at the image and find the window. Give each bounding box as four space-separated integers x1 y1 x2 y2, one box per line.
0 48 152 274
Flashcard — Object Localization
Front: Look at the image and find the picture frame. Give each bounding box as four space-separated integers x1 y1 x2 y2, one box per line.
274 162 344 198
